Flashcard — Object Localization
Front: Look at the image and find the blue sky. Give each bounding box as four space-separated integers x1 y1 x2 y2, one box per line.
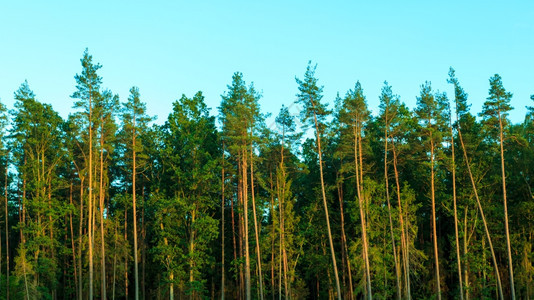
1 1 533 126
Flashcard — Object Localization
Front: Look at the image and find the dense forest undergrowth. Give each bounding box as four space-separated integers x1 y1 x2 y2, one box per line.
0 50 533 299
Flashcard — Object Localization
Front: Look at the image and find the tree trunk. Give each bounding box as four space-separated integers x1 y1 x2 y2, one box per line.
99 120 107 300
89 94 94 300
457 113 503 300
450 119 464 300
498 111 515 299
279 137 289 299
463 208 469 300
133 118 140 300
221 147 226 300
125 206 129 299
5 158 9 300
392 146 410 299
250 141 264 300
78 177 84 300
311 102 342 300
112 221 117 300
430 137 441 300
384 121 401 300
238 160 244 300
230 174 238 299
69 183 79 300
338 181 353 300
270 172 275 300
243 146 251 300
353 125 372 300
142 186 146 300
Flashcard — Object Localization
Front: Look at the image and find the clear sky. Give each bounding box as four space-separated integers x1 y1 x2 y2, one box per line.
1 1 533 127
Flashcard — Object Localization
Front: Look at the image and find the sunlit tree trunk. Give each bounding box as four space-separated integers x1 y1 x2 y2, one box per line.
221 146 226 300
498 111 515 299
99 119 107 300
457 112 503 300
279 135 289 299
78 176 84 300
337 181 353 300
430 135 441 300
5 157 9 300
384 117 401 300
353 124 372 300
125 205 129 299
311 101 342 300
88 93 94 300
450 115 464 300
391 146 410 299
112 221 117 300
243 145 251 300
250 138 264 300
132 118 140 300
69 182 79 300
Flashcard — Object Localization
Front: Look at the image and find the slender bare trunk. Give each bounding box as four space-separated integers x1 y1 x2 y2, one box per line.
141 187 146 300
5 159 9 300
392 146 410 299
430 137 441 300
250 141 264 300
21 163 29 300
498 111 515 299
99 120 107 300
279 136 289 299
450 119 464 300
338 182 353 300
243 146 251 300
310 102 341 300
270 172 275 300
463 208 469 300
69 183 79 300
89 94 94 300
457 113 503 300
132 117 140 300
221 147 226 300
125 206 129 299
112 221 117 300
384 121 401 300
353 125 372 300
230 175 238 299
78 177 84 300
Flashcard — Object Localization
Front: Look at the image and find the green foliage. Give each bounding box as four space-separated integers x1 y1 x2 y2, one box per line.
1 54 534 300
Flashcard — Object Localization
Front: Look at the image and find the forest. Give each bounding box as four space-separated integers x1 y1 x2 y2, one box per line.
0 49 532 300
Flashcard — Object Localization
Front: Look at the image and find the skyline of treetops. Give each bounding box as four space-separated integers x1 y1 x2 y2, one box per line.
0 49 532 299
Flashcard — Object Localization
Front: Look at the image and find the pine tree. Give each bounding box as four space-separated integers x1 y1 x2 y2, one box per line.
415 82 446 299
71 49 103 299
338 81 373 299
377 82 406 299
121 86 153 300
449 70 503 299
296 62 341 300
480 74 515 299
219 73 262 300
